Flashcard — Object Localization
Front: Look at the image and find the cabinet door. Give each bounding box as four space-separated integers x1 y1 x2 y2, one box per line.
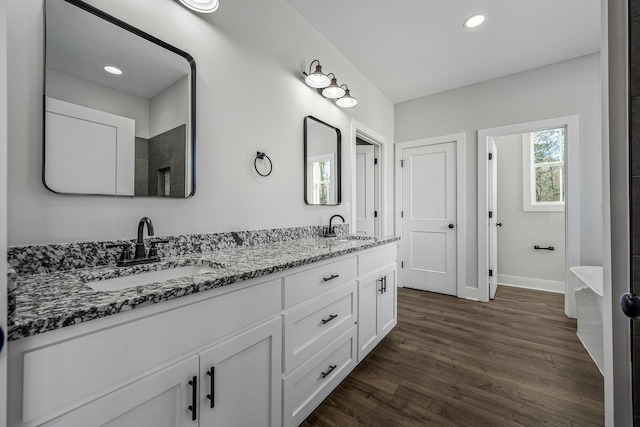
44 355 199 427
378 265 397 337
198 318 282 427
357 270 382 361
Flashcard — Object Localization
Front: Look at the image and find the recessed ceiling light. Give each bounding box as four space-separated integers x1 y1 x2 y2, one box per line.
103 65 122 75
463 14 486 29
177 0 219 13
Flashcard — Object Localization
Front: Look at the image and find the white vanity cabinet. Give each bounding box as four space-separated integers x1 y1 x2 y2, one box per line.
10 278 283 427
357 245 397 362
9 241 398 427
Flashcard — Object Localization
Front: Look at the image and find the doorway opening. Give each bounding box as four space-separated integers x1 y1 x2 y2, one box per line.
350 120 387 237
489 130 566 300
478 115 580 315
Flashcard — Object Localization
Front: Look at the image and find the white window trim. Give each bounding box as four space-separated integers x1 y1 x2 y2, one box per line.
522 132 565 212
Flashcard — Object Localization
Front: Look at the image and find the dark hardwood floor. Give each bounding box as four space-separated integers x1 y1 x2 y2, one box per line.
301 286 604 426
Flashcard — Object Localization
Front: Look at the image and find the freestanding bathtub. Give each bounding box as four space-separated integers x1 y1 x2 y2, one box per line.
570 266 603 374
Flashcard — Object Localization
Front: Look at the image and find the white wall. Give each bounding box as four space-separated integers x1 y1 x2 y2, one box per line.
494 134 565 288
395 53 602 289
149 75 189 138
46 69 151 138
7 0 394 245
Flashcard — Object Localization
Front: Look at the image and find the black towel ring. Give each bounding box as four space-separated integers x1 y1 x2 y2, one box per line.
254 152 273 177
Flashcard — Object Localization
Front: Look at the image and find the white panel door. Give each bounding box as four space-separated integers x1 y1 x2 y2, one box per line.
355 145 375 235
198 318 281 427
401 142 457 295
44 355 199 427
489 141 498 299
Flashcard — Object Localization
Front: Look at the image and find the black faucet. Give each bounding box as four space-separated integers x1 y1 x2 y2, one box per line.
107 217 168 267
325 214 345 237
135 217 154 259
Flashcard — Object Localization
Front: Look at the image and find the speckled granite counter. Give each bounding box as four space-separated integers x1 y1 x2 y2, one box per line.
9 233 399 341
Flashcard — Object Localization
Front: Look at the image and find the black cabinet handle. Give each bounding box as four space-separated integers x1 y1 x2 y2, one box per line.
323 274 339 282
321 314 338 325
206 367 215 408
378 278 384 294
534 246 554 251
188 376 197 421
321 364 337 379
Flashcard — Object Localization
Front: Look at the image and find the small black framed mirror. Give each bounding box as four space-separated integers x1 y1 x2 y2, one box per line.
304 116 341 205
43 0 196 198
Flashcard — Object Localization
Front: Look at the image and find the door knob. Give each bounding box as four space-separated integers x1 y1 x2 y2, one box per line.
496 223 503 227
448 224 454 229
620 293 640 319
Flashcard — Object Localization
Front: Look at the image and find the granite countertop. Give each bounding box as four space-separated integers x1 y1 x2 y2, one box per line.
9 235 399 341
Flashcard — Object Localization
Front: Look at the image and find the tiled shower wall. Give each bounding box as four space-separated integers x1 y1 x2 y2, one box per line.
631 0 640 423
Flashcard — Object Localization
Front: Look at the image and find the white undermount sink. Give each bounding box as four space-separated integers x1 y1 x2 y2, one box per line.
86 265 220 292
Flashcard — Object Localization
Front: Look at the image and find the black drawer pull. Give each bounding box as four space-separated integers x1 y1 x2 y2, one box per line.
188 375 197 421
206 367 215 408
323 274 339 282
534 245 554 251
321 364 337 379
321 314 338 325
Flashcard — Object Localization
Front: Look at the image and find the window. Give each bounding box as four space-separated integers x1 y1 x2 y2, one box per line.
307 154 334 205
522 127 565 212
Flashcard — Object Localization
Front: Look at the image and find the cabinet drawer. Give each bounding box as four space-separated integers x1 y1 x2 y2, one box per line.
283 282 357 372
283 256 357 308
358 244 396 275
282 325 357 427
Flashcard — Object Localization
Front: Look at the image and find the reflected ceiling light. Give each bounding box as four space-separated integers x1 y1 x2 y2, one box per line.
103 65 122 75
463 14 486 28
304 60 331 88
177 0 219 13
322 74 346 98
336 86 357 108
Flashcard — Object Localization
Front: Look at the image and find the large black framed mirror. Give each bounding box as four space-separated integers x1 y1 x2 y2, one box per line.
43 0 196 197
304 116 341 205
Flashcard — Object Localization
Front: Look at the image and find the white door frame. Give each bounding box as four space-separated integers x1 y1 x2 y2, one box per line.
350 120 386 236
478 116 580 312
395 133 466 296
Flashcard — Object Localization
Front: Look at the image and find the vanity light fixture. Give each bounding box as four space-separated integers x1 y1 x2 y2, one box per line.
321 74 346 99
303 59 357 108
176 0 219 14
463 14 486 28
336 85 357 108
103 65 123 75
304 60 331 88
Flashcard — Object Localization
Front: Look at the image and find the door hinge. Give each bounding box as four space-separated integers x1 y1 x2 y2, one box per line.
374 210 378 218
374 158 378 165
401 211 404 218
489 211 493 218
401 160 404 167
488 153 493 160
489 269 493 277
401 261 404 268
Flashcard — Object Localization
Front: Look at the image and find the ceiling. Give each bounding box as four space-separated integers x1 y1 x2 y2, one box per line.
46 0 190 100
286 0 601 104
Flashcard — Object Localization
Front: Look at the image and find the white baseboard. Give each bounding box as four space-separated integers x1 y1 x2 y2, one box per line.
498 274 564 294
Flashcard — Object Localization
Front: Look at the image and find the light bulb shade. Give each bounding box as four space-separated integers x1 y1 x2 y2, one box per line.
322 78 346 98
336 89 357 108
305 64 330 88
177 0 219 13
463 14 485 28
